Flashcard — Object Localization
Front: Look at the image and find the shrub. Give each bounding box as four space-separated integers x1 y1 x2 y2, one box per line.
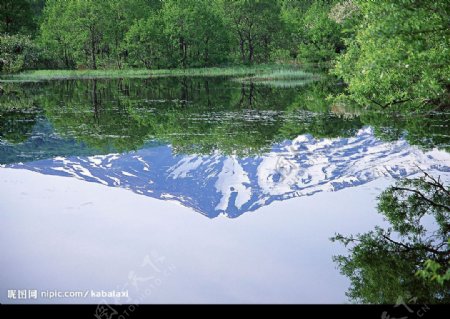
0 34 41 73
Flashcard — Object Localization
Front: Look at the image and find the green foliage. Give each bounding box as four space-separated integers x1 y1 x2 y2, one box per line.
279 0 313 60
39 0 76 68
333 0 450 110
108 0 161 68
2 0 448 115
221 0 284 64
162 0 230 68
332 174 450 303
0 0 36 35
40 0 288 69
53 0 110 70
125 15 171 69
40 0 156 69
417 257 450 285
378 175 449 238
0 34 41 73
298 0 344 64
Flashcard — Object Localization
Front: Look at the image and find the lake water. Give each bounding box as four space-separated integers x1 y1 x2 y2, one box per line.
0 77 449 303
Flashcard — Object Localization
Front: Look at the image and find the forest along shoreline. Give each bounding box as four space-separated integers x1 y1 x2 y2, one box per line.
1 1 448 113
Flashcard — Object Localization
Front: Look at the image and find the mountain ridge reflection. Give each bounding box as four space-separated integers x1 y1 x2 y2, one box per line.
7 127 450 218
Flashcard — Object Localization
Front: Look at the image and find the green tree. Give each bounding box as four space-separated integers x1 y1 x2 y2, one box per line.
279 0 314 61
40 0 112 69
162 0 230 68
107 0 160 68
125 15 171 69
222 0 284 64
298 0 344 64
67 0 111 69
40 0 75 68
0 0 36 34
332 173 450 303
333 0 450 110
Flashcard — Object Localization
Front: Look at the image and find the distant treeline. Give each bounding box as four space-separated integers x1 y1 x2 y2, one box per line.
1 0 449 110
0 0 345 70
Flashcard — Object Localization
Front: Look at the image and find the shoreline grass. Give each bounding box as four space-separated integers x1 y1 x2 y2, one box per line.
234 69 320 87
0 65 316 82
237 69 316 81
247 78 318 88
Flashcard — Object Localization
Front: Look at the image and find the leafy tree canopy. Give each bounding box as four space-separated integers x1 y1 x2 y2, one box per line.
332 173 450 303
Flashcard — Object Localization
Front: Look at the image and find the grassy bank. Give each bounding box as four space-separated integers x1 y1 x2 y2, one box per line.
0 65 318 82
235 69 320 87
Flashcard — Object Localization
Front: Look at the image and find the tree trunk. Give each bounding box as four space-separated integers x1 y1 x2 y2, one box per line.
115 36 122 69
204 37 209 66
248 38 254 64
179 37 187 68
239 37 245 64
183 42 188 68
263 36 270 62
92 48 97 69
63 47 70 69
90 32 97 70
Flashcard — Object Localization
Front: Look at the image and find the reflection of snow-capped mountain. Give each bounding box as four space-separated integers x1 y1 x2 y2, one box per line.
6 127 450 218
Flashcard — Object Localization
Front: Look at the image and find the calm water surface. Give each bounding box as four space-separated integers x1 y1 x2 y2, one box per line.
0 77 449 303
